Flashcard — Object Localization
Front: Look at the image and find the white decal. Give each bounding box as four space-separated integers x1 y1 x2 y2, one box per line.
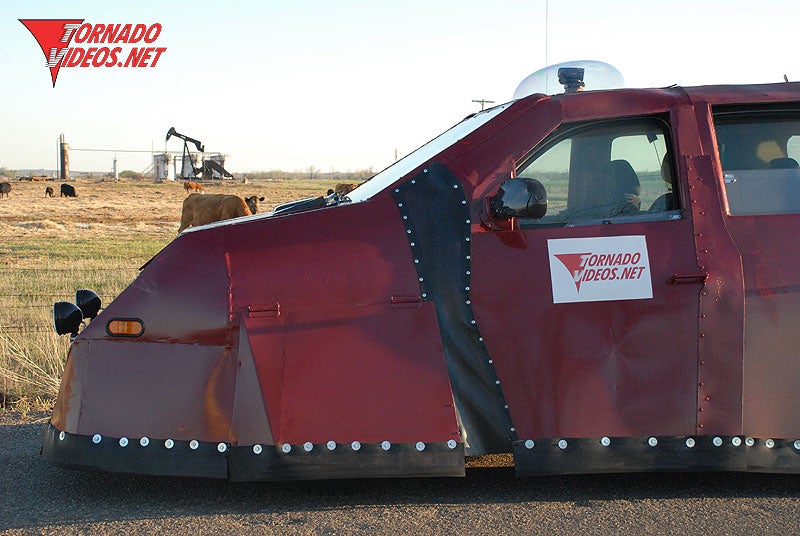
548 236 652 303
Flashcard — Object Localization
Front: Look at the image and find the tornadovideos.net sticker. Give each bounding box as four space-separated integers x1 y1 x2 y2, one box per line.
20 19 167 87
548 235 653 303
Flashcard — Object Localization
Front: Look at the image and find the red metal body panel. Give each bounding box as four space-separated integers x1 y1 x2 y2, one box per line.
728 215 800 437
53 195 458 447
225 196 458 444
470 219 701 439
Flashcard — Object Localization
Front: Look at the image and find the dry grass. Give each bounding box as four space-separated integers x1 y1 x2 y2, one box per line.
0 177 336 413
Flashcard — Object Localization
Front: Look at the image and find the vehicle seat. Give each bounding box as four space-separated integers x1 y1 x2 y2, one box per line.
649 153 678 211
770 157 800 169
607 159 641 216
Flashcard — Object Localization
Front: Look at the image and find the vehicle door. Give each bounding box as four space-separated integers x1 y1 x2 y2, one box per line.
470 116 703 443
713 105 800 440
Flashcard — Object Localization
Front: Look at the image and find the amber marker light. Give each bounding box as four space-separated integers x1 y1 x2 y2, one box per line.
106 318 144 337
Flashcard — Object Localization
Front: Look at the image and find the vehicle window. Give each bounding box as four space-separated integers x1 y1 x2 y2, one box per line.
715 111 800 215
516 118 675 226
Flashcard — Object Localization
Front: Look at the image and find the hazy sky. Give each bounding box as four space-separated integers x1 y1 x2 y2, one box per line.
2 0 797 174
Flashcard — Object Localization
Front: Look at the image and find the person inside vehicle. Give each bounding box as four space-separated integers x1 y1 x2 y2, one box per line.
605 159 641 216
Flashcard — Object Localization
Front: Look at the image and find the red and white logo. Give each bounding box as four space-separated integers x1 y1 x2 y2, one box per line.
548 236 653 303
20 19 166 87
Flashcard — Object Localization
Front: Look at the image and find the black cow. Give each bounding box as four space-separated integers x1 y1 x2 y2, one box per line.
0 182 10 198
60 183 77 197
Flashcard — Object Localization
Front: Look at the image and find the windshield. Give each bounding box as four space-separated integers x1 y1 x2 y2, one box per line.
347 103 512 203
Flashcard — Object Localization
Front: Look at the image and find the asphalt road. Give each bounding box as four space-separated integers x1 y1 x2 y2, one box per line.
3 421 800 535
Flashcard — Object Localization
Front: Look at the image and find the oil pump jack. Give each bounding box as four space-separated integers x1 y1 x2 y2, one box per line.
166 127 203 179
165 127 234 180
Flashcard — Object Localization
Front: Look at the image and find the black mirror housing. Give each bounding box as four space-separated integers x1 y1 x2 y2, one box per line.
489 178 547 220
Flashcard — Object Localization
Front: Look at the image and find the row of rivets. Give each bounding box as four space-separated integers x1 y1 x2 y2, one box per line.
75 432 800 453
393 171 514 439
105 435 226 451
74 431 460 454
264 440 459 455
521 436 796 449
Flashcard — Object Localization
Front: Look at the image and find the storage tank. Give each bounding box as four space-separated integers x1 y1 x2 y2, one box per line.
179 153 196 179
153 153 171 182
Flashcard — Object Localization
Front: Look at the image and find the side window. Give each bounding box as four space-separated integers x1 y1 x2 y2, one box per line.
516 118 676 226
715 110 800 215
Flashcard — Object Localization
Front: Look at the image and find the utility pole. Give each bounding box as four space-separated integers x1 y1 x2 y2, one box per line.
472 99 495 111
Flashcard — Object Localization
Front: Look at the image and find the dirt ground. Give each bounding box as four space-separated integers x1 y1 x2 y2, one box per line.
0 178 299 242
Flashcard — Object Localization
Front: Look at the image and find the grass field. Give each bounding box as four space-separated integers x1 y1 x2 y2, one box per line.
0 177 337 414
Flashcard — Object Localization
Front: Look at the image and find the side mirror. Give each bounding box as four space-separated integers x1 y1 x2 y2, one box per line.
489 178 547 220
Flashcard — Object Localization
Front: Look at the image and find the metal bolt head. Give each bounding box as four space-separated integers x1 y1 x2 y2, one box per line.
217 443 227 453
189 440 199 450
447 439 457 449
794 440 800 451
59 431 65 441
732 437 742 447
165 439 174 449
326 441 336 451
557 439 568 450
416 441 426 451
303 442 313 452
139 437 149 447
92 434 102 444
648 437 658 447
524 439 535 449
381 441 391 451
252 444 262 455
685 437 696 448
765 438 775 449
600 437 611 447
745 437 755 447
713 437 723 447
119 437 128 447
351 441 361 451
281 443 291 453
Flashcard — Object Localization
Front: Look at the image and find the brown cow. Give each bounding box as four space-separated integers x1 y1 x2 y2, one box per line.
178 193 265 233
183 181 205 194
243 195 264 214
45 186 54 197
333 183 357 195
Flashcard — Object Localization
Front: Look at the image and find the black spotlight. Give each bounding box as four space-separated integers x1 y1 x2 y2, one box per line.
54 302 83 337
76 289 102 319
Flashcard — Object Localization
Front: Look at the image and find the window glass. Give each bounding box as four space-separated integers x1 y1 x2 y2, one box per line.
516 118 675 226
715 111 800 215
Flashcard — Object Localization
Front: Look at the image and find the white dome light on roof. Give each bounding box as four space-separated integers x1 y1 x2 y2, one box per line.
513 60 625 98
